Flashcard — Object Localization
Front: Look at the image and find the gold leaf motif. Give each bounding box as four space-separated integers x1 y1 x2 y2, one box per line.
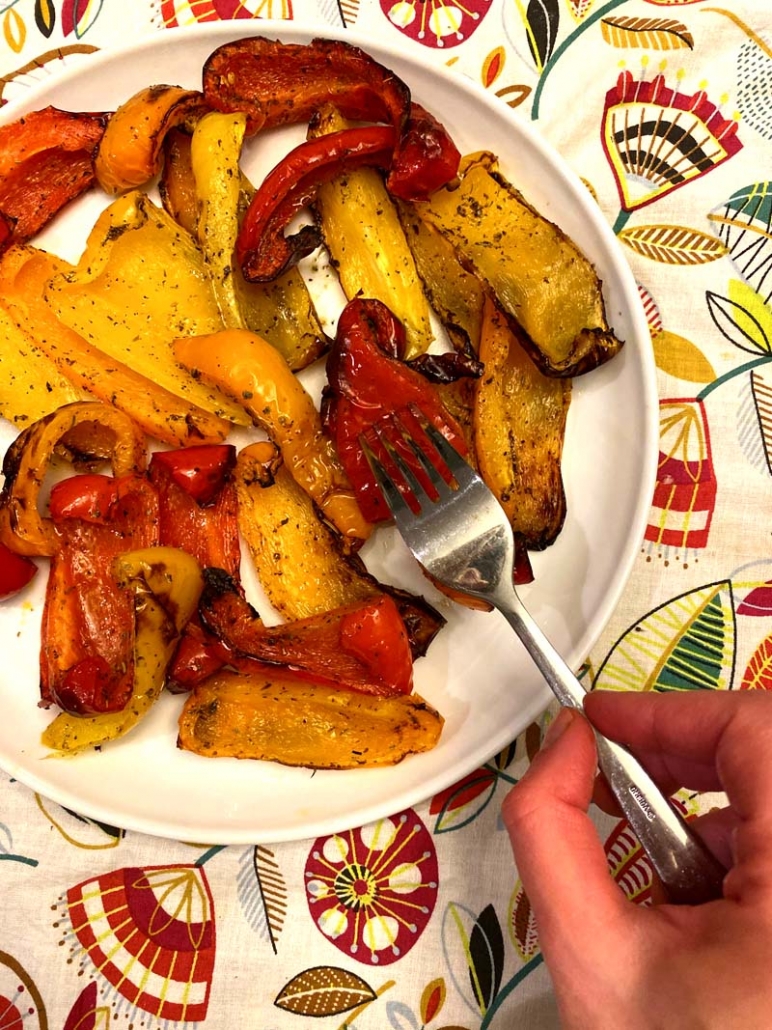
600 15 693 49
3 9 25 54
651 329 716 384
567 0 594 21
483 46 506 88
619 224 728 264
275 966 376 1017
420 976 447 1023
494 83 532 109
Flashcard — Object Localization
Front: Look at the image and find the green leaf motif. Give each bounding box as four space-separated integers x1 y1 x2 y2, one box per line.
709 182 772 299
594 581 736 693
706 283 772 355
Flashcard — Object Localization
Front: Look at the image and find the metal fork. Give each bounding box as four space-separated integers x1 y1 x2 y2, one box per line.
362 408 726 905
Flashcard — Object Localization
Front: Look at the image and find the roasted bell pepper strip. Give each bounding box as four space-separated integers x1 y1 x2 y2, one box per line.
40 473 160 712
0 245 233 448
0 401 146 557
0 106 108 253
202 36 459 202
158 126 198 235
177 669 443 768
167 619 233 692
234 441 444 654
0 542 37 599
190 110 249 327
94 85 205 195
386 103 462 202
174 328 372 549
46 191 249 428
308 104 434 359
323 298 468 523
236 125 395 283
42 546 204 754
149 445 240 575
0 213 13 255
199 568 414 697
203 36 409 134
189 109 327 368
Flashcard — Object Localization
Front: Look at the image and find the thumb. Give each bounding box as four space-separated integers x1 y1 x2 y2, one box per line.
502 708 630 969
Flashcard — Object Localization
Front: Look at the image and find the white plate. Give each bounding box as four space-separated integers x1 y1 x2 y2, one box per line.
0 21 657 843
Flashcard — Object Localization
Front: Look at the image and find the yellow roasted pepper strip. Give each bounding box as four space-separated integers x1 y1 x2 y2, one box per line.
190 109 248 329
174 328 372 548
0 401 145 557
178 669 444 768
0 292 87 427
190 110 326 372
95 85 204 195
0 245 233 447
309 105 434 360
42 547 204 754
45 192 249 427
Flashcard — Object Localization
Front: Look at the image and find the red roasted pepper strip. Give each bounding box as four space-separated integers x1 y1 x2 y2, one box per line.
0 106 109 253
203 36 460 209
199 568 414 697
40 473 159 714
149 445 240 577
150 445 243 685
324 298 468 524
236 125 395 282
0 541 37 599
387 102 462 201
203 36 409 135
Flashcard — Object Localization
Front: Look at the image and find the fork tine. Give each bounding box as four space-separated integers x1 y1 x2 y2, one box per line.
408 405 477 489
373 423 434 507
360 436 418 523
401 433 455 497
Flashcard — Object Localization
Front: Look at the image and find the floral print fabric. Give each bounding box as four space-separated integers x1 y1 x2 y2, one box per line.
1 0 771 1026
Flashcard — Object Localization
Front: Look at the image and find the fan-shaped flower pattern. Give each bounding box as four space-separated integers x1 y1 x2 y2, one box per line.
646 399 716 550
157 0 292 26
601 71 742 212
305 810 438 965
65 864 215 1022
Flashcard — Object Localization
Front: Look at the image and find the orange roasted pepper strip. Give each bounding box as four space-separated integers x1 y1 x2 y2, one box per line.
174 328 372 548
95 85 205 194
198 568 413 697
0 245 232 447
0 401 146 557
0 106 108 252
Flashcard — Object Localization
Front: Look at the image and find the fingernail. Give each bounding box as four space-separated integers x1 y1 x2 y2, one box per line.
541 707 575 751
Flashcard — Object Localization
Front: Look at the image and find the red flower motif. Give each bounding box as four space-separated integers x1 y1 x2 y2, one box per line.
305 809 438 965
601 72 742 212
159 0 292 26
65 864 216 1022
379 0 493 49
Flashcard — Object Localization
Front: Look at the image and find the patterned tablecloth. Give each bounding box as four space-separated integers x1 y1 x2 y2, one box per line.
1 0 771 1026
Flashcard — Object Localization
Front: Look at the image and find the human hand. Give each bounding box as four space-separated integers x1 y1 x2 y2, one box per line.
501 690 772 1030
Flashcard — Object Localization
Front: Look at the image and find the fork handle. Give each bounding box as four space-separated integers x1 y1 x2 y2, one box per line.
495 590 726 905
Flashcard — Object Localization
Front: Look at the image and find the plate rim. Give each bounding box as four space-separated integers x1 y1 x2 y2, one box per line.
0 18 659 842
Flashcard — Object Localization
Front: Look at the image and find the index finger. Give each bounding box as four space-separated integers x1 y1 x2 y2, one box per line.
584 690 772 820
